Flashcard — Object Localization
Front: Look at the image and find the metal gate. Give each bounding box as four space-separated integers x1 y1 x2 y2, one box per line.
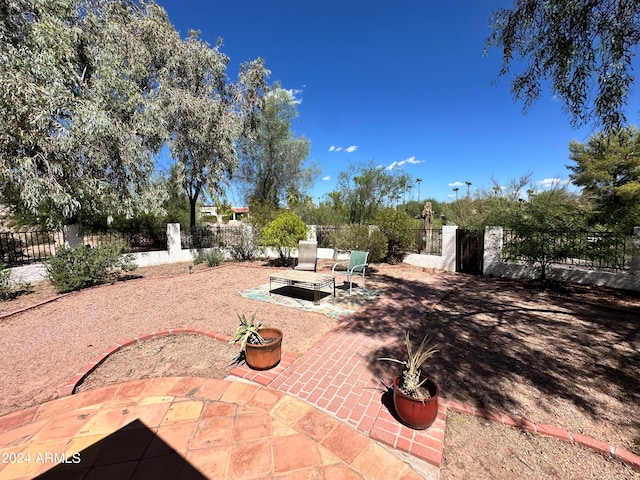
456 229 484 274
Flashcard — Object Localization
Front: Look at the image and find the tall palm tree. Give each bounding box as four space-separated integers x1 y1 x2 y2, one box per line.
465 181 472 197
416 178 422 202
453 187 459 200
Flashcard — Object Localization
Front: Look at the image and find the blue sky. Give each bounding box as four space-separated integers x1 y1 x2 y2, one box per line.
157 0 639 205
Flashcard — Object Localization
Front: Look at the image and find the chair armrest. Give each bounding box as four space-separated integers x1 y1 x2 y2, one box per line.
348 263 368 274
332 261 348 273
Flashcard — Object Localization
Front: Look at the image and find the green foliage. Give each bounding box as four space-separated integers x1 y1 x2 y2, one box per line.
0 0 175 227
337 161 413 224
374 208 416 263
46 241 137 293
260 212 308 261
401 199 444 224
296 195 349 226
486 0 639 132
238 83 317 208
228 227 261 262
1 1 267 229
247 202 281 230
379 332 438 400
568 127 640 233
228 312 264 350
164 31 268 229
501 187 591 280
0 263 32 301
327 225 388 263
0 266 10 301
194 249 225 267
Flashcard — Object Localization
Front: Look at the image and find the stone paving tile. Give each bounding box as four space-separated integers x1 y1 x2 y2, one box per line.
0 378 424 479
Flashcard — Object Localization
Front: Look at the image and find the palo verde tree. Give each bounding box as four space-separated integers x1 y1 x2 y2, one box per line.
337 161 412 224
0 0 175 227
568 126 640 233
501 185 591 281
162 31 269 230
237 84 316 209
486 0 640 132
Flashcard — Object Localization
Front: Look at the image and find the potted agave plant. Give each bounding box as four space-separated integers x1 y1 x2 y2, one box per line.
379 331 440 429
229 312 283 370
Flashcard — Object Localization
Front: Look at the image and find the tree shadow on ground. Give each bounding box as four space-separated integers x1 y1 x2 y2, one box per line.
337 271 640 446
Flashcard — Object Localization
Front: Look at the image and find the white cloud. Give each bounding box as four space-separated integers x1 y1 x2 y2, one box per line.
328 145 356 153
322 175 331 181
385 156 425 171
537 177 569 188
448 181 465 187
268 87 303 105
281 88 303 105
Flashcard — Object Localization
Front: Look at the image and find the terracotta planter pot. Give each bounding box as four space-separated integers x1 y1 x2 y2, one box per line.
245 327 283 370
392 376 439 429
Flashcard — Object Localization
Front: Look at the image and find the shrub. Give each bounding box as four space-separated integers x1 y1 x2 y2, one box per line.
229 227 261 261
46 241 137 293
194 248 225 267
0 263 32 300
374 208 416 263
327 225 388 263
0 265 10 300
260 213 308 262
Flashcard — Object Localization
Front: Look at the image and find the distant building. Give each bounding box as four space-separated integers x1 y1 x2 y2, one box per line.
200 205 218 218
230 207 249 221
200 205 249 223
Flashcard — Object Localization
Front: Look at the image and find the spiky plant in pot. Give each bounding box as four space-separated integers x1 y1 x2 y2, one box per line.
379 332 438 400
229 312 265 350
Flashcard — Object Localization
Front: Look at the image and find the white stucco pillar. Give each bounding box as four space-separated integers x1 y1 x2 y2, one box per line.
167 223 181 255
483 226 503 276
441 225 457 272
62 224 83 248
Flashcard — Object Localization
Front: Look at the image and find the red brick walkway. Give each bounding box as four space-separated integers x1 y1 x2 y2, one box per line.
230 273 472 469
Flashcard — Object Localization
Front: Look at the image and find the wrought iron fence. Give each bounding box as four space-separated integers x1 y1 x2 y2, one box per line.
0 230 64 266
313 225 443 255
83 228 167 252
0 227 168 267
502 230 633 272
409 228 442 255
182 225 245 249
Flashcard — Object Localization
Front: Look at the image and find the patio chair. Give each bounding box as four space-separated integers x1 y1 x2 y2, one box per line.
332 250 369 294
293 241 318 272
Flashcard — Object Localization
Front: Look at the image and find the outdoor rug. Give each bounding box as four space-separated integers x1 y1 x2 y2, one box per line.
238 282 383 319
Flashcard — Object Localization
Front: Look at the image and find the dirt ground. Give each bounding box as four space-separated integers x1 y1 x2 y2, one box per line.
1 259 639 479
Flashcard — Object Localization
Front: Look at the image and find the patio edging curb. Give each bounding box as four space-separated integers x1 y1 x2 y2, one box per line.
60 328 235 396
445 399 640 471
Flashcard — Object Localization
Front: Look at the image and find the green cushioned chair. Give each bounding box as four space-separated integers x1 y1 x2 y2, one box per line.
332 250 369 294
